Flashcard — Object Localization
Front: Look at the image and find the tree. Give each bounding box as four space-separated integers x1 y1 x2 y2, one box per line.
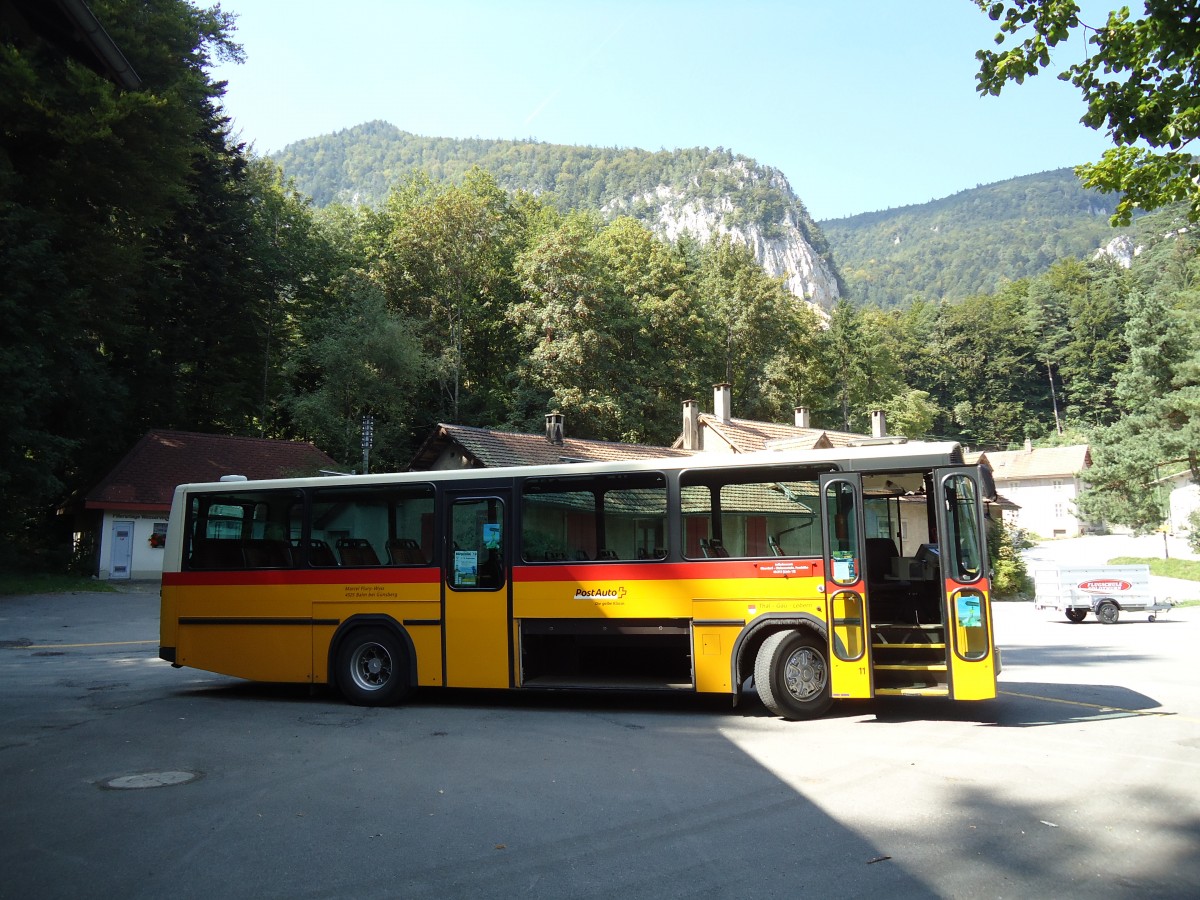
375 170 527 427
976 0 1200 224
1076 282 1200 530
509 212 655 441
696 237 802 422
0 0 255 566
285 275 433 472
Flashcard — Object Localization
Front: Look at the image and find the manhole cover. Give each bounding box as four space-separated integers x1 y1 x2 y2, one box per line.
100 770 201 790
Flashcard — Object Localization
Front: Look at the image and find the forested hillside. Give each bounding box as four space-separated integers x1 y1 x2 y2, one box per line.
821 169 1138 306
271 121 841 304
276 126 1149 310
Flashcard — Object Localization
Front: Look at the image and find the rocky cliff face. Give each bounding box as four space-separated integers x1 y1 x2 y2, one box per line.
603 163 840 306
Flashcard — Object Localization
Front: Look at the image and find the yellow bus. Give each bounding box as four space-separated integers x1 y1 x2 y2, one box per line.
159 441 998 719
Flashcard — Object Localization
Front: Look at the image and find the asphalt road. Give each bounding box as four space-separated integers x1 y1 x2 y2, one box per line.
1 580 1198 899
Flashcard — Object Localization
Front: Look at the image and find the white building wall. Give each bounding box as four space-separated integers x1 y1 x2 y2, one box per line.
97 510 169 580
1169 481 1200 535
995 476 1085 537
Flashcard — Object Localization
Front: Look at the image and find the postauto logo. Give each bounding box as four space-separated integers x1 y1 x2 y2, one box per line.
573 586 628 600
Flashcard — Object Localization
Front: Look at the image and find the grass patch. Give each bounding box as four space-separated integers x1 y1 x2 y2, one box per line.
1108 556 1200 581
0 573 117 596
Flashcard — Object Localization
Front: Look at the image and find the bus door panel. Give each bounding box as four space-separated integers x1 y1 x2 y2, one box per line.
819 472 873 698
443 490 512 689
932 467 997 700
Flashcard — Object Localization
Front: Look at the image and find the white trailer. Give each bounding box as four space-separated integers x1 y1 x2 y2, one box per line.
1033 565 1173 624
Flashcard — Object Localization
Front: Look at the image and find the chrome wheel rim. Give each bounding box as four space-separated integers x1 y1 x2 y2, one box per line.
350 642 393 692
782 646 827 701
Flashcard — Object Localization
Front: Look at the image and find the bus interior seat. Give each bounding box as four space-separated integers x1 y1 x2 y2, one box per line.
574 549 589 561
242 539 292 568
544 549 567 561
865 538 899 583
700 538 730 558
189 538 245 569
337 537 380 567
387 537 425 565
295 538 337 567
597 548 618 560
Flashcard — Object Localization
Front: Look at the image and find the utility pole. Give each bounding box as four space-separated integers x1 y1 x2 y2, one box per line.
361 414 374 475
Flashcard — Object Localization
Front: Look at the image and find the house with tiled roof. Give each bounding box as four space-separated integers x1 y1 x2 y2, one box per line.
408 413 691 471
410 385 881 473
674 384 873 453
84 430 337 580
985 441 1092 537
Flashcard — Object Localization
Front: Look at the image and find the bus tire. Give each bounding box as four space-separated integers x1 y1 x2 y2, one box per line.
1096 601 1120 625
336 627 412 707
1065 608 1088 623
754 629 832 720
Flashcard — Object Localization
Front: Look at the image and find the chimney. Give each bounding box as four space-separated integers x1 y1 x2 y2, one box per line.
871 410 887 438
714 383 732 424
682 400 701 451
794 406 811 429
545 411 564 445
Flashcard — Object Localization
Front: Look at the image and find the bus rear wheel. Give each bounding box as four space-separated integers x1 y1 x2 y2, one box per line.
754 630 832 720
336 627 412 707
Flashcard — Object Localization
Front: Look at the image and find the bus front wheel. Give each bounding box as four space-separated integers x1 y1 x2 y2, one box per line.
336 627 412 707
754 630 832 720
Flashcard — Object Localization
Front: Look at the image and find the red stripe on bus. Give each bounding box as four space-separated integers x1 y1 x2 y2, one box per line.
162 568 441 587
512 559 818 582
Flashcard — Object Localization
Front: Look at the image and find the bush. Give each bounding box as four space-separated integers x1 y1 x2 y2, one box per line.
1189 508 1200 554
989 518 1033 600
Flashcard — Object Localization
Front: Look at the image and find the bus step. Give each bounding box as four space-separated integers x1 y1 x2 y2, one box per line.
876 686 950 697
874 663 947 672
874 642 946 650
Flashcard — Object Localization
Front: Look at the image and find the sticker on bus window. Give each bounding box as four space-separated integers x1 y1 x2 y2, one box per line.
482 523 501 550
832 552 857 582
454 550 478 586
956 594 981 628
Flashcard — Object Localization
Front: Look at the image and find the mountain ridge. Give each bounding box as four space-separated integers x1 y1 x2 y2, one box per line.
270 121 841 304
271 122 1140 308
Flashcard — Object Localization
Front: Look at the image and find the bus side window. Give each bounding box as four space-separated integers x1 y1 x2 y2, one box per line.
185 491 300 570
521 473 666 563
309 483 435 568
680 468 819 559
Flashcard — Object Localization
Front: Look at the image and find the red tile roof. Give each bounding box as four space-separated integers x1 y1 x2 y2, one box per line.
986 445 1091 481
685 415 863 453
85 430 339 511
409 423 691 470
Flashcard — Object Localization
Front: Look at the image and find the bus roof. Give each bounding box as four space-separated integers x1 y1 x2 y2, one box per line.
170 440 968 496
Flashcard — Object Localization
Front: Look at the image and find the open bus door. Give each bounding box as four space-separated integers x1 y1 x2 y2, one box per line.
818 472 873 699
932 467 997 700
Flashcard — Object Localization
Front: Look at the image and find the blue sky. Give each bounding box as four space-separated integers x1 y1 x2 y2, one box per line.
209 0 1119 221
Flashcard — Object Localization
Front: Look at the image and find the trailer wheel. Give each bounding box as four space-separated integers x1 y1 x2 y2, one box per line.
1065 608 1088 623
1096 601 1120 625
1148 614 1157 622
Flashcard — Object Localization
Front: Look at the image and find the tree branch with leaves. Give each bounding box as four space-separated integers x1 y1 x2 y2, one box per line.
976 0 1200 224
